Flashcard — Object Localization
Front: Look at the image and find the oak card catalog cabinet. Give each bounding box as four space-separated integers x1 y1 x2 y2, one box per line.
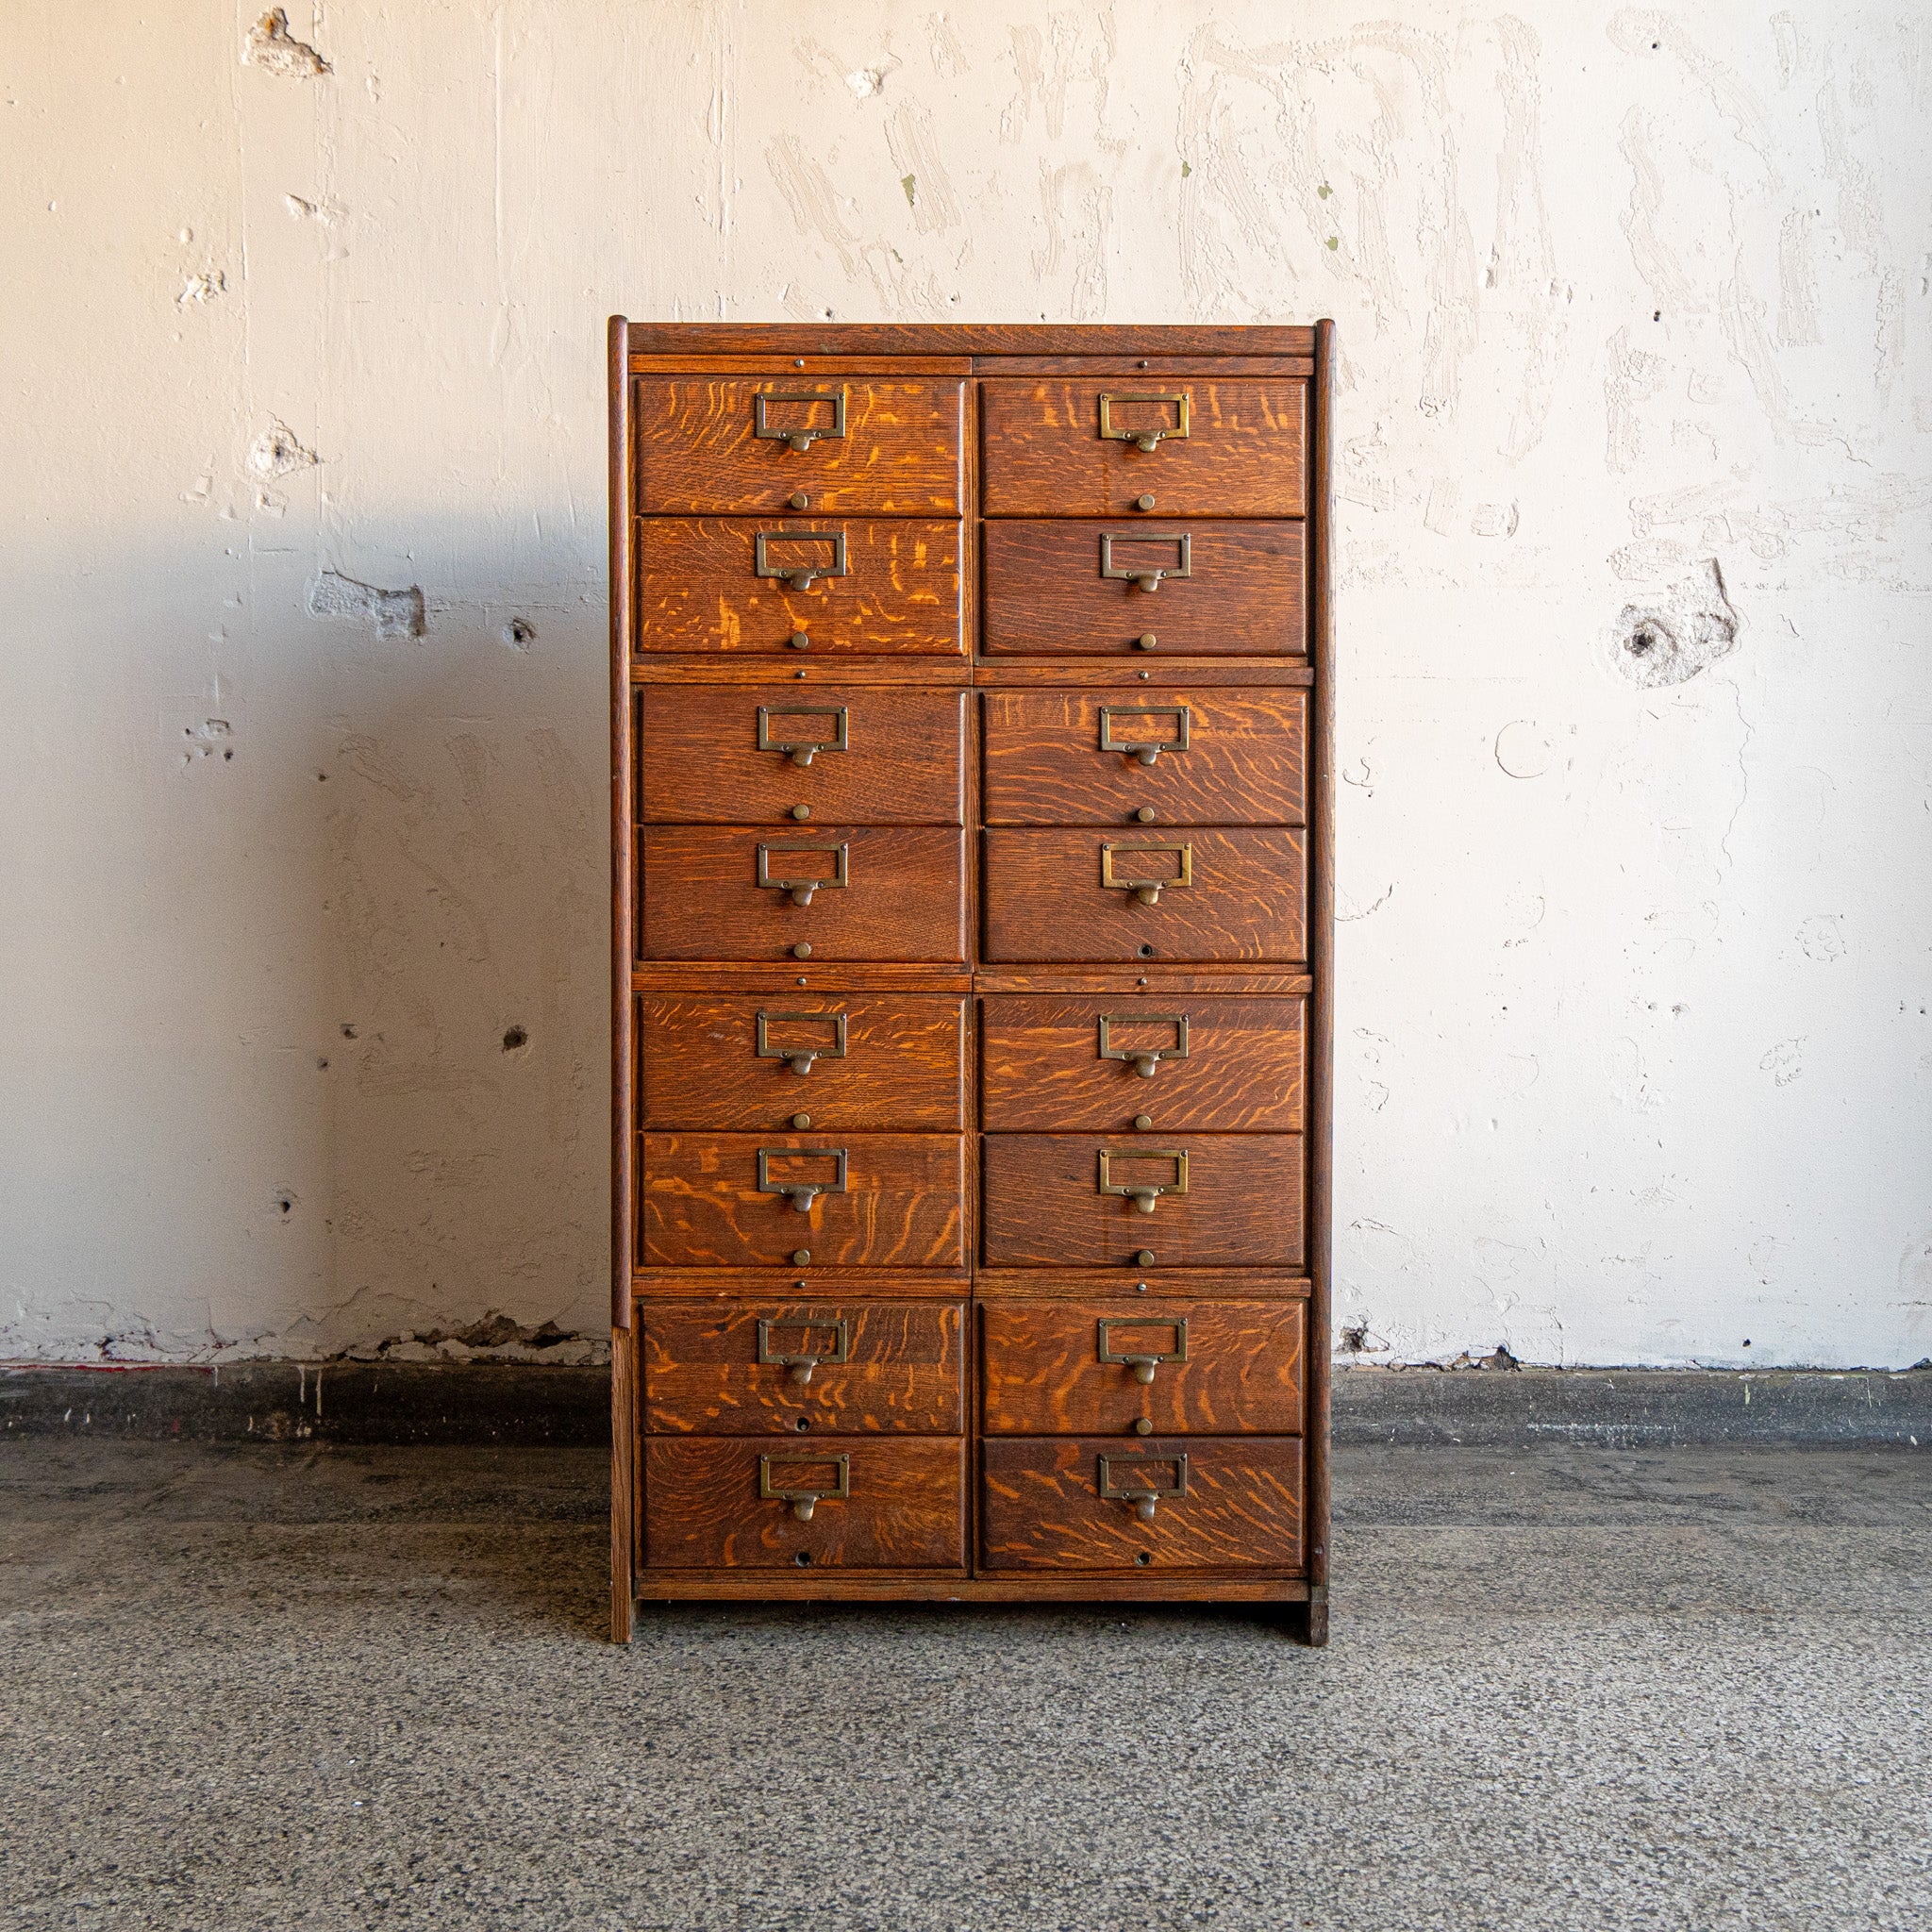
608 321 1334 1644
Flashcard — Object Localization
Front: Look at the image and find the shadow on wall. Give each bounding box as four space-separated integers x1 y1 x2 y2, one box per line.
4 520 612 1367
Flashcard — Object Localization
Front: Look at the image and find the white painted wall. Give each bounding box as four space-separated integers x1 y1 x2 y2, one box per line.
2 3 1927 1369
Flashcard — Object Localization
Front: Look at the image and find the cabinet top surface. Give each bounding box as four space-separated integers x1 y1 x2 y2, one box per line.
617 320 1324 358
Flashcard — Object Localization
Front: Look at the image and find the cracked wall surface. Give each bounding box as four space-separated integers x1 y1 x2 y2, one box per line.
1 3 1927 1368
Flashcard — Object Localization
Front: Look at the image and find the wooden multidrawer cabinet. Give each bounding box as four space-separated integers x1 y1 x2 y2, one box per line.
610 321 1333 1643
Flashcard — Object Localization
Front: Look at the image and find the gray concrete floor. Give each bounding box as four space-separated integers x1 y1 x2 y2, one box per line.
2 1441 1927 1931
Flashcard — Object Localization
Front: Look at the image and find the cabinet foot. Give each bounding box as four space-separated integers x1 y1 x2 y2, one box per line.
1277 1598 1328 1647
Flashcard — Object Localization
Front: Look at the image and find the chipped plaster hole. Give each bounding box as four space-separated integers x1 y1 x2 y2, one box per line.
243 8 329 78
845 63 891 97
307 570 425 641
275 1194 294 1218
1609 559 1740 689
502 616 536 650
340 1024 358 1039
178 271 225 306
1339 1324 1371 1353
901 173 917 208
246 419 317 480
502 1025 528 1052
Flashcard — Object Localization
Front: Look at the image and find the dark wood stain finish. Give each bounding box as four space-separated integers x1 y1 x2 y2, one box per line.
640 686 966 825
982 521 1306 658
980 1436 1303 1571
612 319 1331 1640
982 688 1306 826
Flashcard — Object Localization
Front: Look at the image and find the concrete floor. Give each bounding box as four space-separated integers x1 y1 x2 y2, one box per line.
2 1441 1927 1931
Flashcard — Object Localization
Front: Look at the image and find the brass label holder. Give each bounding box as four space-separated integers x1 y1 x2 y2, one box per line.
755 1009 849 1074
757 1316 850 1387
1097 1148 1189 1215
757 839 850 907
1097 1451 1190 1523
1097 391 1191 452
754 528 849 592
757 705 848 768
1096 1012 1190 1077
1100 841 1192 907
753 388 848 453
1096 1316 1189 1386
1098 704 1190 766
757 1146 849 1214
1099 530 1191 592
759 1451 850 1522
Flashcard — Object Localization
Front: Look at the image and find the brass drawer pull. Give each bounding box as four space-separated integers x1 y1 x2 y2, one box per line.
755 1009 848 1075
1097 1148 1189 1216
1098 704 1190 767
1100 840 1191 907
757 839 849 907
753 387 847 454
1100 530 1191 593
754 528 849 592
1098 1451 1189 1523
759 1450 849 1522
1098 391 1191 453
757 1146 849 1214
1097 1011 1190 1078
1097 1316 1189 1386
758 1315 850 1386
757 704 848 769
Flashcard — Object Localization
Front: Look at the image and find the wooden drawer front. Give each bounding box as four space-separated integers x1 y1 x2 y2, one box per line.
982 689 1305 826
642 1300 963 1434
980 1134 1304 1268
645 1436 966 1570
633 378 963 514
982 521 1305 658
981 1301 1306 1437
639 995 965 1131
639 687 965 826
634 520 962 656
979 996 1303 1132
641 1133 965 1268
983 829 1305 963
640 827 967 963
980 1437 1303 1572
980 380 1307 518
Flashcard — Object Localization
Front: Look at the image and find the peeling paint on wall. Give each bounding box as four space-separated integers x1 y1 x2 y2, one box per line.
306 571 425 641
242 8 329 80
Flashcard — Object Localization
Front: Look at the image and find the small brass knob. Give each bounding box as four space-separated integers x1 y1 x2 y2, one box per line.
1134 1417 1154 1436
791 1112 811 1128
1135 633 1158 651
1135 1249 1155 1266
791 1248 811 1265
791 942 811 959
789 631 809 650
1135 807 1155 824
790 491 809 510
791 804 810 820
1134 1114 1153 1131
1135 493 1155 511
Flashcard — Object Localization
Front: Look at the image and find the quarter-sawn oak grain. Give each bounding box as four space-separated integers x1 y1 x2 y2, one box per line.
641 1132 965 1268
639 686 965 825
979 1436 1303 1571
979 379 1307 517
981 520 1306 658
978 994 1304 1131
638 993 966 1129
633 518 962 655
640 826 967 963
983 828 1306 963
979 1300 1305 1435
641 1299 963 1434
633 378 962 514
979 1133 1305 1268
981 688 1306 826
645 1435 966 1569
